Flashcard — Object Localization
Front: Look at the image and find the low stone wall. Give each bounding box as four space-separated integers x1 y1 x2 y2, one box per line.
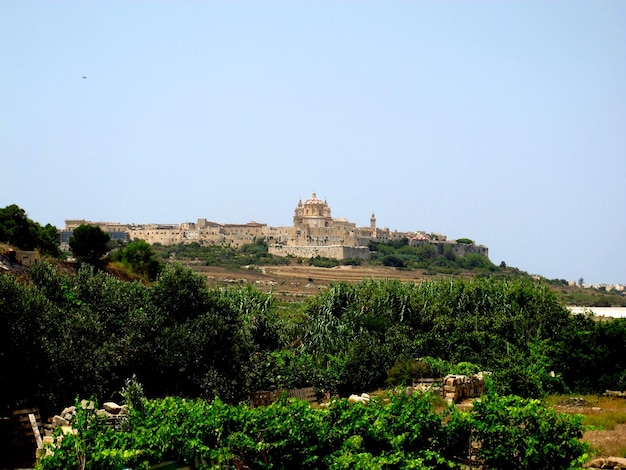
441 373 487 404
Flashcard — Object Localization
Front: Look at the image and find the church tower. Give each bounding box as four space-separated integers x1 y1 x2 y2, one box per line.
293 198 304 227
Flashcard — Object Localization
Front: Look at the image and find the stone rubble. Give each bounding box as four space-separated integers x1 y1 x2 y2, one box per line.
42 399 128 448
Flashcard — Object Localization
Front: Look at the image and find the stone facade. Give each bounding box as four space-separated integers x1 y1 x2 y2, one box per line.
268 244 370 260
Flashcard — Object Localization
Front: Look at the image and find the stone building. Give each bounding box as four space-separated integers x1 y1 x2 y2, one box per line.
59 220 130 252
267 193 372 260
61 193 488 261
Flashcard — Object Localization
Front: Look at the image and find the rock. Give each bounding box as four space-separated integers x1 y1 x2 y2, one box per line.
348 394 371 404
606 457 626 468
60 425 77 435
586 457 626 469
80 399 95 410
102 402 123 414
51 415 70 427
61 405 76 419
586 457 605 468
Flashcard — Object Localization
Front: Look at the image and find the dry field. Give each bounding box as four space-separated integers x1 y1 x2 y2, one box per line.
191 264 470 302
548 396 626 460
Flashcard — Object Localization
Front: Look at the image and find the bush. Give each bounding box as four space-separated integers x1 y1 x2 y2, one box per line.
37 390 588 470
381 255 405 268
472 392 587 469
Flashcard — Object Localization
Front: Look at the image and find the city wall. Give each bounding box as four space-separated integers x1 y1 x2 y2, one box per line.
268 245 371 260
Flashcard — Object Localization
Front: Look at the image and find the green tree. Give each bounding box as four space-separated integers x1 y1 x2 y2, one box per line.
111 239 162 280
0 204 38 249
382 254 405 268
69 224 111 264
472 393 587 469
0 204 61 256
37 223 62 257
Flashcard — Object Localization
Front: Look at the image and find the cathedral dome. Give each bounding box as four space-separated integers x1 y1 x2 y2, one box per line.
294 192 332 227
305 192 324 205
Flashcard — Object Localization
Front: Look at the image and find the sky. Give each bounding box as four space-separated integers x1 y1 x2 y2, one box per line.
2 1 625 286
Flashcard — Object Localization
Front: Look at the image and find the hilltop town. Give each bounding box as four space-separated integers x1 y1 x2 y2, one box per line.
61 193 488 261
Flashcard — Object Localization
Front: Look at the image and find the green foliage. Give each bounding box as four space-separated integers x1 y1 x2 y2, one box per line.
0 271 50 413
381 254 406 268
110 239 162 280
69 224 111 264
2 261 625 432
557 287 626 307
37 390 588 470
218 284 276 333
458 253 495 271
0 204 61 256
472 392 588 469
247 350 315 391
299 277 591 397
456 238 473 244
151 240 289 268
150 263 213 325
309 255 341 268
449 361 481 377
370 238 497 275
386 357 451 386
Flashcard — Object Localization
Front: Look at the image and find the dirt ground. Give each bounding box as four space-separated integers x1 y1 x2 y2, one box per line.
553 396 626 460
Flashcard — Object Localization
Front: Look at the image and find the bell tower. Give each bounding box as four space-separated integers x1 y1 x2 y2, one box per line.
293 198 304 227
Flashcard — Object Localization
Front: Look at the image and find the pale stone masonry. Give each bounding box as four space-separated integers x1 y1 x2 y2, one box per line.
61 193 489 261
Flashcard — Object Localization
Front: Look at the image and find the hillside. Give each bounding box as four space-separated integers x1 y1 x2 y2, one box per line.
172 259 626 308
2 242 624 307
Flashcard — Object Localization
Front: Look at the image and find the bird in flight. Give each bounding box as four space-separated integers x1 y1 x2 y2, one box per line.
82 76 87 79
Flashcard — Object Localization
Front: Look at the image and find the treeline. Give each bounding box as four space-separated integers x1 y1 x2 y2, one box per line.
1 262 625 419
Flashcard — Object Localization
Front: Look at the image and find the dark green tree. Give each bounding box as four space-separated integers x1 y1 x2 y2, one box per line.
111 239 162 280
382 254 405 268
69 224 111 264
0 204 60 256
37 223 62 257
0 204 38 249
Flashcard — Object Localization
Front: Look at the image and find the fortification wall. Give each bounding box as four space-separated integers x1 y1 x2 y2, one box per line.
415 240 489 259
453 243 489 258
268 245 370 260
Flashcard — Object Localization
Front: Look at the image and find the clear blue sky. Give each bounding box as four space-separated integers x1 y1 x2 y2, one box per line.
2 1 625 285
